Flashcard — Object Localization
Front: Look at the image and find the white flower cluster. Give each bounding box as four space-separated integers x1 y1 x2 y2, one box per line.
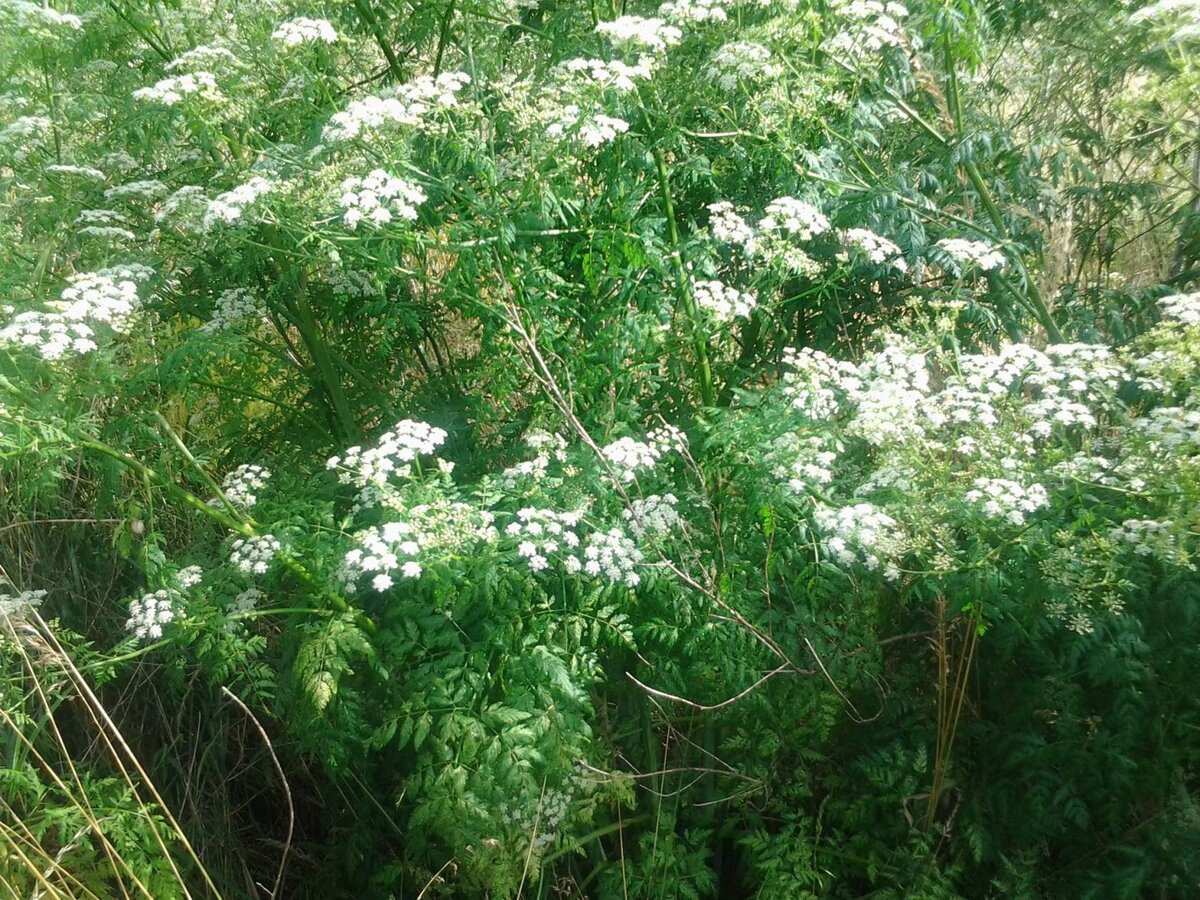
327 419 449 488
1037 343 1124 394
204 177 276 228
774 433 840 491
0 312 96 359
1022 394 1097 436
692 278 756 323
781 347 861 418
0 115 51 158
1109 518 1183 562
658 0 729 24
166 46 238 71
554 57 655 91
935 238 1006 272
824 0 909 58
216 464 270 509
272 17 339 46
104 179 169 202
954 343 1054 395
707 42 780 91
342 500 498 590
338 169 426 229
501 430 569 486
581 527 644 586
324 72 471 141
75 207 133 234
156 185 208 224
133 72 225 105
344 521 424 590
813 502 902 575
707 201 756 253
964 477 1048 526
230 534 282 576
759 197 831 240
55 271 140 331
848 345 931 444
0 268 150 359
176 566 204 589
623 493 681 537
601 437 660 481
545 106 629 147
1159 291 1200 326
843 228 907 271
708 196 831 274
45 163 104 180
199 288 262 333
648 424 688 454
0 588 46 619
506 508 583 573
7 2 81 32
1131 406 1200 449
126 590 177 641
595 16 682 51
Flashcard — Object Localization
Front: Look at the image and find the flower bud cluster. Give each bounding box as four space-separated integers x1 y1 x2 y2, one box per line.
707 41 779 91
199 288 262 333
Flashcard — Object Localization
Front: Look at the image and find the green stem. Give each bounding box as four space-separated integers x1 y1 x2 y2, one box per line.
433 0 457 76
79 439 251 536
351 0 406 82
637 91 716 407
151 411 254 528
291 269 361 442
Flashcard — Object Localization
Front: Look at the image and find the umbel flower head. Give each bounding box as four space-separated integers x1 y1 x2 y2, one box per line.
327 418 449 488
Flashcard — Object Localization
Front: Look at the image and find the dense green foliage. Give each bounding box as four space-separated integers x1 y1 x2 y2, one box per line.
1 0 1199 896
